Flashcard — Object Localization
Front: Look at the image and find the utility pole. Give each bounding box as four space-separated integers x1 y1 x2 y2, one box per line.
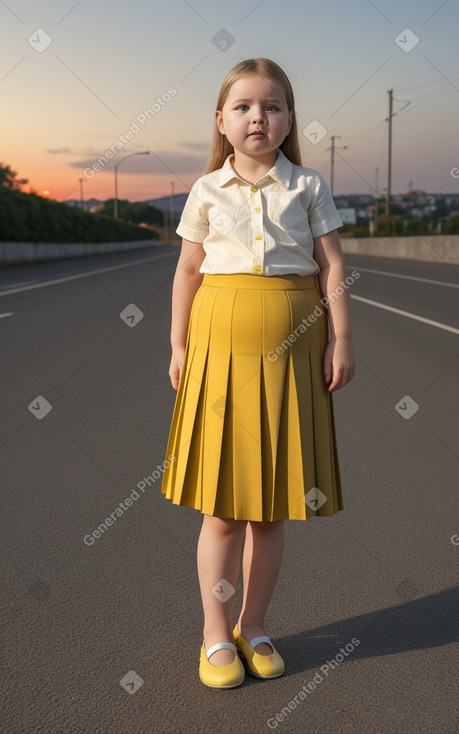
386 89 393 221
374 166 379 234
327 136 347 196
383 91 410 231
170 181 174 241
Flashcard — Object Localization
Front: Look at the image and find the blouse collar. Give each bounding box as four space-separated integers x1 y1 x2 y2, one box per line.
217 148 293 189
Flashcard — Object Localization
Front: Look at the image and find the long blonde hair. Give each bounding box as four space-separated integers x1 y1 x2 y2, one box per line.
204 58 302 174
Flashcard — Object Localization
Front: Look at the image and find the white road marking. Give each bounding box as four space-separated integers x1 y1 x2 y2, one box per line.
0 251 177 297
0 280 35 291
351 266 459 289
2 255 457 335
351 294 459 334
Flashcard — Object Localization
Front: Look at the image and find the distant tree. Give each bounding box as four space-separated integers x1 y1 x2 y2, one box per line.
390 203 404 216
0 185 156 243
96 199 164 226
0 162 28 190
434 199 450 218
442 215 459 234
405 218 430 236
339 223 371 238
374 214 401 236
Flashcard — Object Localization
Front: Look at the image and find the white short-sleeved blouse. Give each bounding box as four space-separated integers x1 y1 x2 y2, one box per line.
175 148 343 276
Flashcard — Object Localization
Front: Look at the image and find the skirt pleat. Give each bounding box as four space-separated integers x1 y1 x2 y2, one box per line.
161 273 344 521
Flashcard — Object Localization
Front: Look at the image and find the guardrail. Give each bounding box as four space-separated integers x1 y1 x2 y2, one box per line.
340 235 459 264
0 239 159 266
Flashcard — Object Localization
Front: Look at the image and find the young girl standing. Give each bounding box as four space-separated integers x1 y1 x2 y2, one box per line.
160 58 355 689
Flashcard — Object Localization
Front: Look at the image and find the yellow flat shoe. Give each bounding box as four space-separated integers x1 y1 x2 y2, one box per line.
199 640 245 689
233 624 285 679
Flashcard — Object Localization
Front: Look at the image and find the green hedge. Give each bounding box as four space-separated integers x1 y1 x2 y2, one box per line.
0 186 157 243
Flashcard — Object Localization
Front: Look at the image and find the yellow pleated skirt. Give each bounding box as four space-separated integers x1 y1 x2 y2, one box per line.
160 272 343 521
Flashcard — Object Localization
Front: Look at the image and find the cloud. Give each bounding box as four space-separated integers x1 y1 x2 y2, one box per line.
178 140 210 152
46 147 74 155
70 150 208 176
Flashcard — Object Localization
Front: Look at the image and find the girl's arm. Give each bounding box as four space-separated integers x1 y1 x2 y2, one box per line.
169 239 206 390
313 229 355 392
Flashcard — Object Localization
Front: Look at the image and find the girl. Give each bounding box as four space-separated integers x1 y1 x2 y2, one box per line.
160 58 355 689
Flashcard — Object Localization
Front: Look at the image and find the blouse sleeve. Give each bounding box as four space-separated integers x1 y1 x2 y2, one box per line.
308 172 343 238
175 179 209 243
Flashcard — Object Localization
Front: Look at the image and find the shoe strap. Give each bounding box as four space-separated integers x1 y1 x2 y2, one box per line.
249 635 273 650
206 641 236 660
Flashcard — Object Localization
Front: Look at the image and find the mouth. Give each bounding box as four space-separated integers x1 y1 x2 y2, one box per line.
249 132 266 137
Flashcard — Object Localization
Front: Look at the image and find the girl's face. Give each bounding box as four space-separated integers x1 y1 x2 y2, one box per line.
216 74 292 157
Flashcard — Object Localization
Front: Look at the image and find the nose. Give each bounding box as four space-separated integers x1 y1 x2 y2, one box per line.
250 106 267 123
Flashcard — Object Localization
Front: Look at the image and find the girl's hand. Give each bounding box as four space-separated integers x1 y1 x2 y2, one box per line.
323 336 355 392
169 346 185 391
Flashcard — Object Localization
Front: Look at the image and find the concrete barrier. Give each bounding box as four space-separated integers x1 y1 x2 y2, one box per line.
2 234 458 266
340 235 459 264
0 239 159 266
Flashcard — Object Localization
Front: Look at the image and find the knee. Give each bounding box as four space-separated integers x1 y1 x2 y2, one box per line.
204 515 247 536
248 519 284 531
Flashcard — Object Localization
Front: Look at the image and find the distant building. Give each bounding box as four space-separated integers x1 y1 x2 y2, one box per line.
337 207 357 225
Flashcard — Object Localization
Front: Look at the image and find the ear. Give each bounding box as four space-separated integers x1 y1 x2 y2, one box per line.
216 110 225 135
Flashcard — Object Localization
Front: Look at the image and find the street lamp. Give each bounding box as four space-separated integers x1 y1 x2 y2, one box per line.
78 177 84 210
114 151 150 220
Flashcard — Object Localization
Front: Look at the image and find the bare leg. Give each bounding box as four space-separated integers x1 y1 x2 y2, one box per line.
197 515 247 665
237 519 284 655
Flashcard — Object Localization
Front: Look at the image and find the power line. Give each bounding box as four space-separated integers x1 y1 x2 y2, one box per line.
394 77 459 117
393 49 459 90
394 71 459 94
391 98 411 116
344 95 387 144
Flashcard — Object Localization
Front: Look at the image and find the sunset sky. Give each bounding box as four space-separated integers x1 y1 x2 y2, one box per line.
2 0 458 202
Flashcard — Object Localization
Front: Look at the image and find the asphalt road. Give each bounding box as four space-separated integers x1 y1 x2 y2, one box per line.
1 245 458 734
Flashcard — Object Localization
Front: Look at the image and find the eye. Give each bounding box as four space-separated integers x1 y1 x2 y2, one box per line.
235 104 280 111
